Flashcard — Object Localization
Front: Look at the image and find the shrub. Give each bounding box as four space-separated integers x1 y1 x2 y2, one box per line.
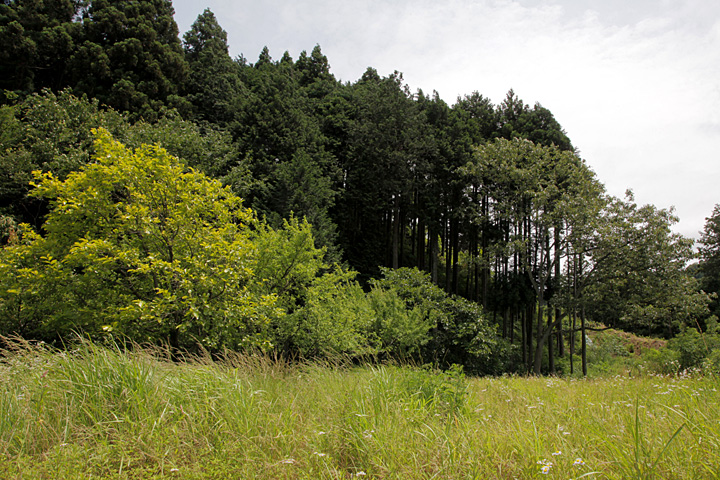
273 268 374 357
372 267 508 374
666 328 720 370
643 348 681 375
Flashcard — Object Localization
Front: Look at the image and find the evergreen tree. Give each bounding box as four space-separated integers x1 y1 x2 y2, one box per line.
68 0 189 120
232 47 341 259
332 69 423 277
497 89 573 150
699 204 720 319
182 8 244 126
295 45 337 101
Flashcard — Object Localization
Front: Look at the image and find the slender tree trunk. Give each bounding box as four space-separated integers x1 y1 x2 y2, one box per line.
430 228 439 282
555 227 564 359
534 300 545 375
481 194 489 307
452 217 460 295
526 304 534 372
581 304 587 377
392 195 400 269
410 216 416 261
570 310 575 375
445 216 452 293
416 218 425 271
580 248 587 376
400 207 406 268
503 307 509 339
521 309 527 368
548 309 555 374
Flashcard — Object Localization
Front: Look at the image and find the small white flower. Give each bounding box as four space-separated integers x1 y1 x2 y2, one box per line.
313 452 327 457
356 471 367 476
552 450 562 456
573 458 585 466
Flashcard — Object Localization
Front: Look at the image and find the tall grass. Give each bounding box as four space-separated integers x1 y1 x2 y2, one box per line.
1 337 718 479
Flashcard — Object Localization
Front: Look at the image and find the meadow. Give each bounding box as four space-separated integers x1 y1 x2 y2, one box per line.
1 338 718 479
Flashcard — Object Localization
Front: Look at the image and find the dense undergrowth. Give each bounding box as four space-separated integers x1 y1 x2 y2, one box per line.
1 335 719 479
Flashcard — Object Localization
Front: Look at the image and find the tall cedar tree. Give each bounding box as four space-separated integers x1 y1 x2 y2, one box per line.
69 0 189 120
183 8 244 126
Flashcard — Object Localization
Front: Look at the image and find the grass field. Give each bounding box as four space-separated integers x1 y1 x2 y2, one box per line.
1 338 718 479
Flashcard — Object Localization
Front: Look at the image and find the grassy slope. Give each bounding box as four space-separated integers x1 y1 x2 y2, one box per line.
1 339 718 479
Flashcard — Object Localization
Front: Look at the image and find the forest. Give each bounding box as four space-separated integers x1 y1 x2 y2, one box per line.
1 0 719 376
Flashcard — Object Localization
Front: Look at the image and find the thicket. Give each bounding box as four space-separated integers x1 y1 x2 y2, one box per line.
0 130 508 373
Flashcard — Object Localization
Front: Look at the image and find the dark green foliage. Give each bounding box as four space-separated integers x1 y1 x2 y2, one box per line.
182 8 244 126
371 267 511 374
0 0 191 117
295 45 338 105
0 89 120 229
68 0 189 119
699 204 720 318
0 0 81 95
231 46 341 259
498 89 573 151
332 70 424 276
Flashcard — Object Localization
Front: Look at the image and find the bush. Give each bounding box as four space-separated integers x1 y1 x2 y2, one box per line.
702 348 720 375
666 328 720 370
372 267 508 374
365 287 432 357
273 268 374 357
643 348 681 375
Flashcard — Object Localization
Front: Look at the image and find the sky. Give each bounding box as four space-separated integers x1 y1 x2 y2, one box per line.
172 0 720 241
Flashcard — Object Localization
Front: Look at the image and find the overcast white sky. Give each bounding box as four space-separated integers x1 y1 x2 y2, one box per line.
172 0 720 240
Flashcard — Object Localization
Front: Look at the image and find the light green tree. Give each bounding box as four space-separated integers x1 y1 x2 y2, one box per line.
0 128 278 350
584 193 708 338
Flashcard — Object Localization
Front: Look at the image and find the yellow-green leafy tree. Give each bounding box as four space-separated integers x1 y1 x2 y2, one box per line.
0 128 280 350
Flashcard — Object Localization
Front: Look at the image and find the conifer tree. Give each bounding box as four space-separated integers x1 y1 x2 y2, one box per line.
183 8 244 126
69 0 189 120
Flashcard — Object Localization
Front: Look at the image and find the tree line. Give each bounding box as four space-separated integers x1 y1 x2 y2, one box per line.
1 0 718 374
